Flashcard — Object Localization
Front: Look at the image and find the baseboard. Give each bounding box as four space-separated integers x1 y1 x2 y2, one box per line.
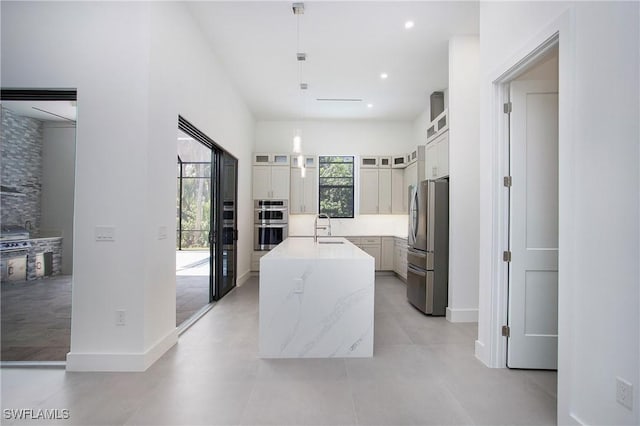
445 307 478 323
237 270 253 286
474 339 488 366
569 413 586 425
66 328 178 372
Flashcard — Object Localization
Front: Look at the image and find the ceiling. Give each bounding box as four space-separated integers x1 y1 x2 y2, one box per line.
2 100 77 122
186 1 479 121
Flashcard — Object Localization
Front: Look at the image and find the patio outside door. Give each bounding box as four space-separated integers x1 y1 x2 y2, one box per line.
215 151 237 299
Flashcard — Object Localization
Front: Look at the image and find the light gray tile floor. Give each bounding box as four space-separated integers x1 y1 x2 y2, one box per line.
1 275 557 425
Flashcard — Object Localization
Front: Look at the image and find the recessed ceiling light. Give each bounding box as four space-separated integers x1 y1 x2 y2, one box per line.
380 73 388 80
367 103 373 108
404 21 414 29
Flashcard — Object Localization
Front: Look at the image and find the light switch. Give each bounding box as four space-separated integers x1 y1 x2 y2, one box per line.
158 226 168 240
95 226 115 242
294 278 304 293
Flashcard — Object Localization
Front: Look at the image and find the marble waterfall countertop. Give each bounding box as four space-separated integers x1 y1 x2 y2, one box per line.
259 237 375 358
263 236 373 260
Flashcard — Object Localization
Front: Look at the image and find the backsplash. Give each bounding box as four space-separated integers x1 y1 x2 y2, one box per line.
289 214 408 238
1 107 43 235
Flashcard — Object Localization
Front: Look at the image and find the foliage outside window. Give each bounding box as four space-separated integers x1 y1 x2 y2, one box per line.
177 160 211 249
318 156 354 218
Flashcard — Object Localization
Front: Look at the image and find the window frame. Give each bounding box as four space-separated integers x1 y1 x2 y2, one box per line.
317 155 355 219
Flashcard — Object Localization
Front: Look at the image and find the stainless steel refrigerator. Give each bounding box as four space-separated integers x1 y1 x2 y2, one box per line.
407 179 449 315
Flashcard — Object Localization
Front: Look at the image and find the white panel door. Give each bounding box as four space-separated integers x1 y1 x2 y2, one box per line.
360 169 379 214
508 80 559 369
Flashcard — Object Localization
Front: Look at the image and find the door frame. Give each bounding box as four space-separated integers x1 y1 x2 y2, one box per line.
483 6 577 386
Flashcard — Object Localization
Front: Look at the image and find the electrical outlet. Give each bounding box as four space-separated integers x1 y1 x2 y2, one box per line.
293 278 304 294
116 310 126 326
616 377 633 410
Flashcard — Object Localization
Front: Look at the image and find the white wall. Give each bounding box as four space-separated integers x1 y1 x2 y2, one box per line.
41 121 76 275
1 1 255 371
256 120 412 236
412 109 431 148
478 2 639 425
256 120 413 155
446 36 480 323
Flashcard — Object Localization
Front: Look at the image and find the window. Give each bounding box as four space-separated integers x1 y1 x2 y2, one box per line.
318 156 354 218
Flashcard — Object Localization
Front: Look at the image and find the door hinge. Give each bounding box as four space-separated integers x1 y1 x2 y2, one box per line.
503 176 512 187
503 251 512 262
503 102 512 114
502 325 510 337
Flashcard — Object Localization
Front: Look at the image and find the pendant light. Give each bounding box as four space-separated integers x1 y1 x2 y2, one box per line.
292 3 307 177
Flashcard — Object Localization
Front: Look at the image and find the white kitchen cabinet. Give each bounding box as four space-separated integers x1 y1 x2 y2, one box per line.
392 154 408 169
360 156 379 168
359 237 381 270
251 251 267 271
290 167 317 214
252 165 290 199
346 236 382 270
404 161 418 190
391 169 407 214
381 237 394 270
378 156 392 168
393 237 408 280
361 245 381 270
378 168 392 214
359 168 379 214
291 155 316 168
425 131 449 179
360 168 392 215
253 153 290 165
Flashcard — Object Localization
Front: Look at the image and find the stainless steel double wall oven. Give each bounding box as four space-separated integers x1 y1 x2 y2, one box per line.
254 200 288 250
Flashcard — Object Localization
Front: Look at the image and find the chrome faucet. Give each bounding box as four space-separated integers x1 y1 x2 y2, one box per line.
314 214 331 243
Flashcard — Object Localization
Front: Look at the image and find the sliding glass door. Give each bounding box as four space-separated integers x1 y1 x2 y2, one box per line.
216 152 237 299
176 130 214 325
177 116 238 323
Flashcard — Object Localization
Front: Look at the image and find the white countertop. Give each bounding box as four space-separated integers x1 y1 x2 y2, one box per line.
263 237 372 261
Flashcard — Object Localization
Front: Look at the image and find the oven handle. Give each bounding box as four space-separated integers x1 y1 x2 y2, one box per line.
255 224 288 228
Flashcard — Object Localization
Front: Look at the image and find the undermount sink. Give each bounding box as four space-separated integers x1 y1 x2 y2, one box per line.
317 240 344 244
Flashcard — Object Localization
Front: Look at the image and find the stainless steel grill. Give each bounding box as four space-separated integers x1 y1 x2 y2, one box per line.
0 225 31 252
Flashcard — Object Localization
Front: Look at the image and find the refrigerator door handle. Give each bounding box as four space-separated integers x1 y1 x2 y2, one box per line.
408 265 427 277
407 248 426 258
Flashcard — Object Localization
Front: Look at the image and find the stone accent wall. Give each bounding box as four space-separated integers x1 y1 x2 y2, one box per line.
1 107 43 235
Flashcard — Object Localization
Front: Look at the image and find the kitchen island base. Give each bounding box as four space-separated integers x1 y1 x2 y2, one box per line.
259 237 375 358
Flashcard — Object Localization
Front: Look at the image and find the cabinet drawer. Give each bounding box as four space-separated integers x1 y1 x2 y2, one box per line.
361 237 381 245
346 237 361 245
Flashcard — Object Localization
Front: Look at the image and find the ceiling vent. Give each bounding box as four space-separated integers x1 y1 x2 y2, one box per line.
316 98 363 102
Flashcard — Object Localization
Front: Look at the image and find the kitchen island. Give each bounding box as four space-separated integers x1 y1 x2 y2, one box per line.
259 237 375 358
